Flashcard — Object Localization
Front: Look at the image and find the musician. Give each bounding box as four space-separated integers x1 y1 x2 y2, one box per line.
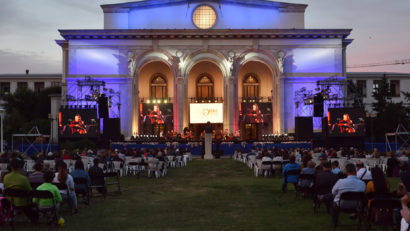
149 105 164 124
248 104 263 123
70 114 87 135
338 113 355 134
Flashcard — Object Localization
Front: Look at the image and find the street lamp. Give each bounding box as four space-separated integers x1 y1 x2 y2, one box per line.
0 108 4 153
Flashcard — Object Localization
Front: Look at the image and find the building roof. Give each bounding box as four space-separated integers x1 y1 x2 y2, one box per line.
0 74 61 79
347 72 410 78
58 28 352 40
101 0 308 13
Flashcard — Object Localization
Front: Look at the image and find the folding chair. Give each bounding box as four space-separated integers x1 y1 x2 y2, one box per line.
30 182 43 190
283 170 299 192
313 183 335 214
261 161 273 177
366 198 401 231
52 183 73 211
104 172 121 194
296 174 315 198
332 191 366 228
3 188 32 229
73 178 90 205
111 161 123 176
31 190 58 225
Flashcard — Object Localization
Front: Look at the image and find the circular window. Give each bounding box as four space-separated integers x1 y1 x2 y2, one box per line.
192 5 217 29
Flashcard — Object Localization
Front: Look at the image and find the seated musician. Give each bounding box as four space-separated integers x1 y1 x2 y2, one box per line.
248 104 263 123
338 113 355 134
70 114 87 135
149 105 164 124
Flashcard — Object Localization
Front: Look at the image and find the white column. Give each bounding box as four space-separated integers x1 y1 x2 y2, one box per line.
49 94 61 144
61 41 69 106
175 77 185 133
132 74 139 136
227 77 236 133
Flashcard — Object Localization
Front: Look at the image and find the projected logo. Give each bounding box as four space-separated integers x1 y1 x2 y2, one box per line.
190 103 223 124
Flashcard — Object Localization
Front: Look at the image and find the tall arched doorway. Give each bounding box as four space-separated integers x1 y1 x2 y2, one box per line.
138 61 174 136
238 61 274 140
187 61 224 139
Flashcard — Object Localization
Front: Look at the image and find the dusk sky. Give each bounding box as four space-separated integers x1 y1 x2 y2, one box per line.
0 0 409 74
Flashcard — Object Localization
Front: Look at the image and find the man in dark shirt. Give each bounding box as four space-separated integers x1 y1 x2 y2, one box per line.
315 161 339 213
88 158 106 197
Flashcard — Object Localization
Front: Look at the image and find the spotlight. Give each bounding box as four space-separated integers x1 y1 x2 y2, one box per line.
146 99 151 104
157 100 161 104
164 99 168 104
153 100 157 104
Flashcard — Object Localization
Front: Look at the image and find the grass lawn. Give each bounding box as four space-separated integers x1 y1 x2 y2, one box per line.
12 159 400 231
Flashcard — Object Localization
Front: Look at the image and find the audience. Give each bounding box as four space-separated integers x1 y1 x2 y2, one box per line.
28 163 44 184
331 161 340 175
88 158 107 197
282 155 300 192
3 158 37 223
356 161 372 183
315 161 339 213
32 170 62 218
331 163 366 226
53 161 78 214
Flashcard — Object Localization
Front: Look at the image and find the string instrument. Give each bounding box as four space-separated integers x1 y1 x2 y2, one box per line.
338 120 355 133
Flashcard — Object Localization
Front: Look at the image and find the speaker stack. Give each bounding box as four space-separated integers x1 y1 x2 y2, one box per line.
295 117 313 141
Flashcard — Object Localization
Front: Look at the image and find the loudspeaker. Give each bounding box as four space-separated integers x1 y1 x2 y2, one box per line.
295 117 313 141
103 118 121 141
314 94 324 117
322 117 328 138
98 95 109 118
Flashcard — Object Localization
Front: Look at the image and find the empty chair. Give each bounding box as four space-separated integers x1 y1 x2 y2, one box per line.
261 161 273 177
104 172 121 194
366 198 401 230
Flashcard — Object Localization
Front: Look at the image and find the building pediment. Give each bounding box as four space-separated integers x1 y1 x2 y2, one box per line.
101 0 307 13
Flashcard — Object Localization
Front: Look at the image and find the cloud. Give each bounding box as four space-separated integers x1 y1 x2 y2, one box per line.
0 49 61 74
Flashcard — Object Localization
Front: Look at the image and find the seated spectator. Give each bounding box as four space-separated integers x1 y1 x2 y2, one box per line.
315 154 328 172
53 161 78 214
3 158 37 223
387 151 400 177
356 161 372 183
365 167 389 206
298 161 315 188
62 152 73 160
28 163 44 184
331 163 366 226
70 160 91 193
315 162 339 213
282 155 300 192
331 161 340 175
0 172 6 196
32 170 62 216
372 148 380 159
88 158 106 197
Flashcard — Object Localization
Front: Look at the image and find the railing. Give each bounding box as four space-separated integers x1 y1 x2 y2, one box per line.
240 97 272 103
189 97 223 103
140 98 174 104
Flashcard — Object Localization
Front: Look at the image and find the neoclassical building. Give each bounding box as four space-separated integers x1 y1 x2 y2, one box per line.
56 0 352 138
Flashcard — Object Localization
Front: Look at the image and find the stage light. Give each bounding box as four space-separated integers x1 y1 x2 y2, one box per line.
164 100 168 103
146 99 151 104
153 100 157 104
157 100 161 104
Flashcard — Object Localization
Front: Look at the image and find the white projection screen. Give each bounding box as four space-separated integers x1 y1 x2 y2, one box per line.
190 103 223 124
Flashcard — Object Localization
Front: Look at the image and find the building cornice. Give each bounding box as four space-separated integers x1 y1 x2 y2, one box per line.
101 0 307 13
58 29 352 40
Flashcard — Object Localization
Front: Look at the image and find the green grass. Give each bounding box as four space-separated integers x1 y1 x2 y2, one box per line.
12 159 401 231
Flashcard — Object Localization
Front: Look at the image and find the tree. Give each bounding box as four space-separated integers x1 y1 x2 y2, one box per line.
2 86 61 142
371 76 410 141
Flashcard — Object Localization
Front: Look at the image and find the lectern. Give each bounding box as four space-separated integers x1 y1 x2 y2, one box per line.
204 122 213 160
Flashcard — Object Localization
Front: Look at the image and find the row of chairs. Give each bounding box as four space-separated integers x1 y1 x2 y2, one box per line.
233 152 289 177
287 171 402 230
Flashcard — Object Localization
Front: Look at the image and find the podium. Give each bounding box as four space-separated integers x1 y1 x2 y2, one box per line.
204 133 213 159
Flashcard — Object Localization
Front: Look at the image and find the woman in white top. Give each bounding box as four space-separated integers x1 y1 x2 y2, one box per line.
53 161 78 213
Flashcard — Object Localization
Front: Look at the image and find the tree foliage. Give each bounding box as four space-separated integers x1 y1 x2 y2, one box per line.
371 76 410 141
2 86 61 141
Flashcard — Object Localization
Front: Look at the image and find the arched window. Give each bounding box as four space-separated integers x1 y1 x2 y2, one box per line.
196 74 214 98
150 74 167 98
243 74 259 98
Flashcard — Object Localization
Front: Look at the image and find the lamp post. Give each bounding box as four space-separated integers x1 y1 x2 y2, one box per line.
0 108 4 153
